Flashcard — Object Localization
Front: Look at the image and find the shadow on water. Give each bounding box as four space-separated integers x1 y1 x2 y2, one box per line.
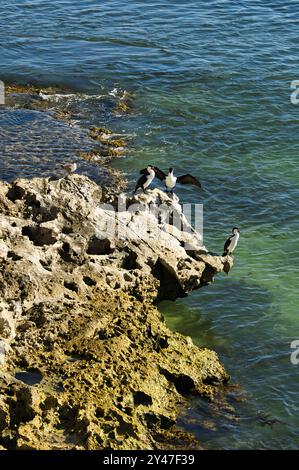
160 277 298 449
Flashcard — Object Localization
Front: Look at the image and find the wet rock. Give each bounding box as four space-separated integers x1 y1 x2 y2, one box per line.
89 126 127 156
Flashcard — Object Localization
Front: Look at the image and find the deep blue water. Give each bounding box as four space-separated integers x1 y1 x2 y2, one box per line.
1 0 299 449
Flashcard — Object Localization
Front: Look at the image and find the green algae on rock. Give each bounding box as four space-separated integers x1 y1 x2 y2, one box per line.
0 174 232 449
89 127 127 156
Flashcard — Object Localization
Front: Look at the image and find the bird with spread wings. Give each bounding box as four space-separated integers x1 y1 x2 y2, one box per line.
140 166 201 193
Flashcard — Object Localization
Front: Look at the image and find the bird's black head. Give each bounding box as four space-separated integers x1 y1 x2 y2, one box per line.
169 167 173 173
232 227 240 234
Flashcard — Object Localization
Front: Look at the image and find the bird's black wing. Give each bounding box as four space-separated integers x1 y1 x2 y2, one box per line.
134 174 147 193
153 166 166 181
223 235 233 256
140 166 166 181
177 174 201 187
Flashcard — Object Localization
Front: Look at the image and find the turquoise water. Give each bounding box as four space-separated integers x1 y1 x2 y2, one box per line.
1 0 299 449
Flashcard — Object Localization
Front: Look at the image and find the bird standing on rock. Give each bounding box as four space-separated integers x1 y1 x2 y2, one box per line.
140 166 201 193
223 227 240 256
134 165 156 193
59 162 77 177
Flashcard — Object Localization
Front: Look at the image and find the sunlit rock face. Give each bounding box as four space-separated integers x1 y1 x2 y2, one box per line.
0 174 231 450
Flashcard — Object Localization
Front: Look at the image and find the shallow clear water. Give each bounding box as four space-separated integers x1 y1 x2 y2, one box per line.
1 0 299 449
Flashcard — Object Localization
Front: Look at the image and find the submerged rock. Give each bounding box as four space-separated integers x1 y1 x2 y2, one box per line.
89 127 127 157
0 174 232 449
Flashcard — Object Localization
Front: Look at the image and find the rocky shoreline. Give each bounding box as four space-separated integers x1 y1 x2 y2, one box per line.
0 172 233 449
0 83 233 450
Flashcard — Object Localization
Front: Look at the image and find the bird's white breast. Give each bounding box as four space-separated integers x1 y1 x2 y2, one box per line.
165 173 177 188
144 170 155 188
229 232 239 252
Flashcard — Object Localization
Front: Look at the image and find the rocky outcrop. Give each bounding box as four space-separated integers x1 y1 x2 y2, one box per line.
0 174 232 450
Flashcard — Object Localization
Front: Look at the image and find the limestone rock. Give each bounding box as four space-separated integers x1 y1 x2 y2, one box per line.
0 174 232 450
0 341 10 366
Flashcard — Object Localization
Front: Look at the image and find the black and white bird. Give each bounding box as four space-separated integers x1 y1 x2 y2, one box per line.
134 165 156 193
223 227 240 256
141 167 201 193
